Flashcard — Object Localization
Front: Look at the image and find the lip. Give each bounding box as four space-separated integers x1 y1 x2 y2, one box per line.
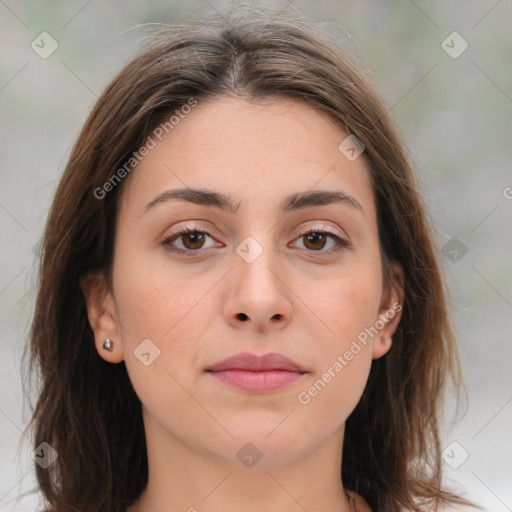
206 352 308 392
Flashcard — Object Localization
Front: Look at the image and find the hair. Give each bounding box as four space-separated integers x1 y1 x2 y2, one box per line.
23 7 475 512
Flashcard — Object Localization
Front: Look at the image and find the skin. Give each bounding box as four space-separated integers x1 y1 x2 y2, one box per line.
82 96 404 512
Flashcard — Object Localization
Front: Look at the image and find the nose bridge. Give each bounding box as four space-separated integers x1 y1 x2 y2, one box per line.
235 234 281 300
224 232 293 330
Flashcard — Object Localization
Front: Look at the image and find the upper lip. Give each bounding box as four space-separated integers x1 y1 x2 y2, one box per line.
207 352 307 373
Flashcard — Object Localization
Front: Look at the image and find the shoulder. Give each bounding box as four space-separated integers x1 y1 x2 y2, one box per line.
402 503 479 512
348 491 478 512
431 502 481 512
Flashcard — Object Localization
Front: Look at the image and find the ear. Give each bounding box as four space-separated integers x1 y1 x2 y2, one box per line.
80 272 124 363
372 262 405 360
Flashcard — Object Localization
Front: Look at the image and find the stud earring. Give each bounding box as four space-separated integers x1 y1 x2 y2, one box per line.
102 338 113 351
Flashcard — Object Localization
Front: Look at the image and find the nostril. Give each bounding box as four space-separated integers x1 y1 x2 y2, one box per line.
271 313 282 320
236 313 248 321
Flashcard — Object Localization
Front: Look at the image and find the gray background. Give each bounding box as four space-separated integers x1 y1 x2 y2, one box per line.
1 1 511 511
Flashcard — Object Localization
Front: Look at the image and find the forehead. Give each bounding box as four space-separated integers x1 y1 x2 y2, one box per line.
119 95 376 219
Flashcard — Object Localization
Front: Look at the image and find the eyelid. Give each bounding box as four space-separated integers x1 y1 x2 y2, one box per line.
161 221 219 241
297 222 349 243
298 224 342 236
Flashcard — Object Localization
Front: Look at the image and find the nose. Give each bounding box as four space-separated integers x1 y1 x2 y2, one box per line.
223 247 293 332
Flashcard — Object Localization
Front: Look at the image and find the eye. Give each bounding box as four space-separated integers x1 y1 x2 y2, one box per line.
291 229 348 253
161 226 348 255
161 227 220 254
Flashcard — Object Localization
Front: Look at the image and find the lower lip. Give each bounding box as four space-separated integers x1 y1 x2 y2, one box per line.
208 369 304 392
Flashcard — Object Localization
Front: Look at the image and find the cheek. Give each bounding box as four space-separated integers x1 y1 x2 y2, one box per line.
287 291 377 454
291 350 371 454
295 258 382 404
306 261 383 356
111 252 218 398
113 249 212 342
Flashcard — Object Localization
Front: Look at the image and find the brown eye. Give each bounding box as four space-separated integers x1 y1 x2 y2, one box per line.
162 229 219 254
181 231 206 250
291 229 348 253
303 232 328 250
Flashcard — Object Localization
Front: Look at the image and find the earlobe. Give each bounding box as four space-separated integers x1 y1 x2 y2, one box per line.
372 262 405 360
372 334 393 360
79 273 124 363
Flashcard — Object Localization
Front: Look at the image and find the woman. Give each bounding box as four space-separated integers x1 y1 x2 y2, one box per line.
25 8 476 512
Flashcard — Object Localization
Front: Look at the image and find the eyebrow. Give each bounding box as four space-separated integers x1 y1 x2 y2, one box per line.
143 187 363 214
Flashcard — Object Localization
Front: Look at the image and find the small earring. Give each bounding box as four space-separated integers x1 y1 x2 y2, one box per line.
102 338 113 352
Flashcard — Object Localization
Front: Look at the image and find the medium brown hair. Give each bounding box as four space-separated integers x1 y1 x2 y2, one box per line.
24 7 474 512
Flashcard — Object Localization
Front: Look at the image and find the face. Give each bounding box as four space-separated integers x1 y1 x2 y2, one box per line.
83 96 403 469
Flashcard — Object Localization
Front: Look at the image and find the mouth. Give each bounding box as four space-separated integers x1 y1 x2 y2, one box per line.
205 352 308 393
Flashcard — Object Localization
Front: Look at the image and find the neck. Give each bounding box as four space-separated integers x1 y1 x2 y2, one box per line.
127 410 362 512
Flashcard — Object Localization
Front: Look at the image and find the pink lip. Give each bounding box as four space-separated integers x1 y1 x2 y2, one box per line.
206 352 307 392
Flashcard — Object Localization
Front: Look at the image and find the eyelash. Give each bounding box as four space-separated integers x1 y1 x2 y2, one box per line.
161 225 349 256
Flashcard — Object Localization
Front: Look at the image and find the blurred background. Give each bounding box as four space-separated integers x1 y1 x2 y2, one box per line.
1 1 511 510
